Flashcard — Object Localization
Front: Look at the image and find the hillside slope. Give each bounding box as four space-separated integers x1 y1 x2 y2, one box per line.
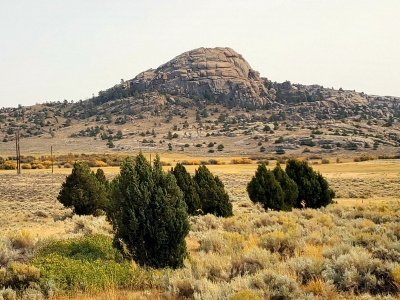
0 47 400 157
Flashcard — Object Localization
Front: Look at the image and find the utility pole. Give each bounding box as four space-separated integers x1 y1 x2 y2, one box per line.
51 146 54 174
15 129 21 174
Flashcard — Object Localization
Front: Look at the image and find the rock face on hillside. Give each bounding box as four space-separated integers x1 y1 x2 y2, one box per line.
125 47 274 107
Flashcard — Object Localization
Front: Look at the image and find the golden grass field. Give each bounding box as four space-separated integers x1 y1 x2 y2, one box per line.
1 157 400 299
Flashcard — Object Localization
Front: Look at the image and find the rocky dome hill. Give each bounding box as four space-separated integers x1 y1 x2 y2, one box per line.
1 46 400 157
119 47 400 116
123 47 273 107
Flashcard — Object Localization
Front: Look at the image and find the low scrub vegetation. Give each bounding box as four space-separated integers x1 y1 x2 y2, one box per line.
2 157 400 299
2 201 400 299
354 155 377 162
0 153 128 170
231 158 253 164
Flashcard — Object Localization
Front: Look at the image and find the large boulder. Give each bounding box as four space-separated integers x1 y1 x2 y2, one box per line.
125 47 274 107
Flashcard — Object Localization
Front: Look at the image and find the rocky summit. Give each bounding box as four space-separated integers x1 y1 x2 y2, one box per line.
124 47 273 107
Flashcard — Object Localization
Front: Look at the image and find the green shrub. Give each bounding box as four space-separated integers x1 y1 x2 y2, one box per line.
108 153 190 269
247 164 284 211
208 159 218 165
33 253 131 292
32 235 130 293
285 159 335 208
57 162 108 216
273 163 298 211
171 163 201 215
35 235 122 262
94 168 109 191
193 165 233 217
276 148 285 155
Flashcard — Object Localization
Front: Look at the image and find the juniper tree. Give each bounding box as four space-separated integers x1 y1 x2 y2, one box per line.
316 172 336 207
57 162 108 216
247 163 284 211
285 159 334 208
171 163 201 215
193 165 233 217
108 153 189 269
95 168 109 190
273 163 298 211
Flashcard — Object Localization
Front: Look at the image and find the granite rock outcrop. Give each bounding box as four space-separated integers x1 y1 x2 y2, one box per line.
125 47 274 107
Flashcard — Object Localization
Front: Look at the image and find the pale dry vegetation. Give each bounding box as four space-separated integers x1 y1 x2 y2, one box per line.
1 160 400 299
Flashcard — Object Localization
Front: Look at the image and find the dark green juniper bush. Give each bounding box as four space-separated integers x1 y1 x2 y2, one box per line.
108 152 190 269
57 162 108 216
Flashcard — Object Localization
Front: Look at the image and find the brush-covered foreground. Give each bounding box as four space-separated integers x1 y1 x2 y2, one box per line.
1 160 400 299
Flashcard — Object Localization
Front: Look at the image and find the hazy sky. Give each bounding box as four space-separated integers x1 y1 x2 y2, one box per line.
1 0 399 108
